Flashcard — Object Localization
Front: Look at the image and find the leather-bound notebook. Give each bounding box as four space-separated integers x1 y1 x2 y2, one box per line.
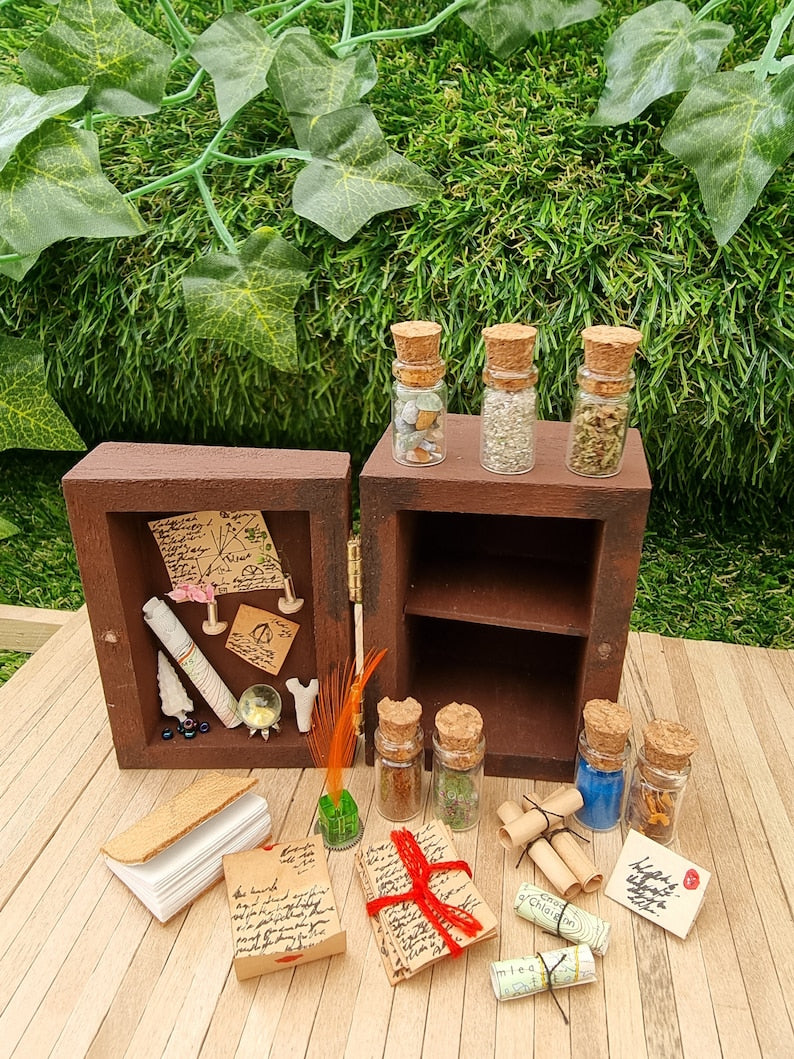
101 772 271 922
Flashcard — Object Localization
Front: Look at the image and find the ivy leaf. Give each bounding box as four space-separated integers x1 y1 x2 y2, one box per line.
267 31 377 149
0 335 85 452
0 237 40 280
591 1 734 126
0 123 146 257
661 67 794 244
459 0 602 60
20 0 173 117
292 105 440 241
191 13 277 124
0 83 89 170
182 228 310 371
0 513 19 540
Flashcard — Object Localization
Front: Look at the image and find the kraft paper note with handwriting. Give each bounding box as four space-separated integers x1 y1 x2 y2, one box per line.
223 834 345 980
356 819 497 985
225 603 299 675
148 510 282 593
604 828 710 939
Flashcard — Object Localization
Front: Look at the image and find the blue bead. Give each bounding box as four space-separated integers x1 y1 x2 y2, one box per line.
162 728 174 740
183 728 197 739
198 721 211 733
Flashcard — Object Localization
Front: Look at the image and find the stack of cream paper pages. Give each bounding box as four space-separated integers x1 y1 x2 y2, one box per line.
101 773 271 923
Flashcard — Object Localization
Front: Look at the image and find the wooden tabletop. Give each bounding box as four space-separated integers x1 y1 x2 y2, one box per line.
1 609 793 1059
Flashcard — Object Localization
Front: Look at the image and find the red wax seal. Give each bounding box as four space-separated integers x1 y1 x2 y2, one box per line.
683 869 700 890
276 954 303 963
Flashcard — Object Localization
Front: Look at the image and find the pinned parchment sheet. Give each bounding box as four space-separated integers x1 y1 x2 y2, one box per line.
604 828 711 939
223 834 345 980
101 773 271 924
356 819 497 985
148 510 282 593
225 603 299 675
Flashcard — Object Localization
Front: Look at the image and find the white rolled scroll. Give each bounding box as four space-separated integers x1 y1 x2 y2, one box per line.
143 597 241 728
514 882 611 956
490 945 596 1001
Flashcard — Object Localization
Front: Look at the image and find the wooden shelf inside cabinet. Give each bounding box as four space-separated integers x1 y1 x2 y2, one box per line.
360 414 651 781
406 553 592 636
62 443 353 770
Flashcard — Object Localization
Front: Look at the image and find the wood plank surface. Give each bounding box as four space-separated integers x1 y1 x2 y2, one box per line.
0 604 75 653
1 615 793 1058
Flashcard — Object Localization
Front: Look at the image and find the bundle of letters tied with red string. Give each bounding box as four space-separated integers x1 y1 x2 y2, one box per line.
355 819 498 984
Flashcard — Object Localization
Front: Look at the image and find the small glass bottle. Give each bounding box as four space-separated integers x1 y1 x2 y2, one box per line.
480 322 538 475
390 320 447 466
374 696 424 822
573 698 633 832
625 718 698 846
432 702 485 831
566 325 642 478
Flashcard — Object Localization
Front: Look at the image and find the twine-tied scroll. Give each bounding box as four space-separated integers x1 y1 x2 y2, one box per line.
365 828 483 957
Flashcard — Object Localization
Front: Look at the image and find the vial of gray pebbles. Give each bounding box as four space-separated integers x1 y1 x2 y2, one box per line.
390 320 447 466
479 323 538 475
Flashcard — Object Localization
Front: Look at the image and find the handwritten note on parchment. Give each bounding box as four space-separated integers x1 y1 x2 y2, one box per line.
356 819 497 984
148 510 282 594
223 835 345 980
605 829 710 939
225 603 299 675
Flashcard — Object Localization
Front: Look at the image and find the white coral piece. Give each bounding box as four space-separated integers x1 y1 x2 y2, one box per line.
157 650 194 722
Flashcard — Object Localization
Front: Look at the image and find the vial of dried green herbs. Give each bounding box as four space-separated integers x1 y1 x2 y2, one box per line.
374 696 425 822
432 702 485 831
390 320 447 467
566 325 642 478
624 718 698 847
480 323 538 475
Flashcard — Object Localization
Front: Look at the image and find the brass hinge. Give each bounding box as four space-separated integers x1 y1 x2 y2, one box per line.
347 533 362 604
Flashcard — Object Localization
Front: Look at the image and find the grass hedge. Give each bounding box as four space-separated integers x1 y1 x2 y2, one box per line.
1 1 792 510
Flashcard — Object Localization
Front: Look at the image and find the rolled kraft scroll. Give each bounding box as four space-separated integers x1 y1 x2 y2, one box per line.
143 597 241 728
498 788 584 850
547 828 603 893
490 945 596 1001
514 882 611 956
527 838 581 900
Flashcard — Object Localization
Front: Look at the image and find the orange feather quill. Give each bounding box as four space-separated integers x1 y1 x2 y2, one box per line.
308 648 387 807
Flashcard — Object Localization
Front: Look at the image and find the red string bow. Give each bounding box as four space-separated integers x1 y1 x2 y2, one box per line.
365 828 483 957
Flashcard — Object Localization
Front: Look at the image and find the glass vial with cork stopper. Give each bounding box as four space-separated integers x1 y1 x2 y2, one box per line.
625 718 698 846
566 325 642 478
431 701 485 831
479 322 538 475
573 698 632 832
374 696 425 822
390 320 447 466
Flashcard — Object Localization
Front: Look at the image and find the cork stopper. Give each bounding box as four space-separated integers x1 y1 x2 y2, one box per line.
435 701 483 751
642 718 698 771
391 320 444 387
581 325 642 377
377 696 422 743
583 698 632 756
482 323 538 391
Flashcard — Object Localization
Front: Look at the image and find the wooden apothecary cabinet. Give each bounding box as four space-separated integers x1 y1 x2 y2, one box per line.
63 415 650 780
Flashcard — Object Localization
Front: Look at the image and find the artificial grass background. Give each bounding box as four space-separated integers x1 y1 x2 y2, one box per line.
1 0 792 511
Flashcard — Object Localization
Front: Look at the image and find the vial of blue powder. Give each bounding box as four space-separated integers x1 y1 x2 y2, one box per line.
573 699 632 832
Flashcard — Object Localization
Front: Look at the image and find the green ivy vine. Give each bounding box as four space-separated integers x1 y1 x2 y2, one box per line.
591 0 794 244
0 0 601 370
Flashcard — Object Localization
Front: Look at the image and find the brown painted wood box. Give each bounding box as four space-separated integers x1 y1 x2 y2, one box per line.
62 415 650 779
